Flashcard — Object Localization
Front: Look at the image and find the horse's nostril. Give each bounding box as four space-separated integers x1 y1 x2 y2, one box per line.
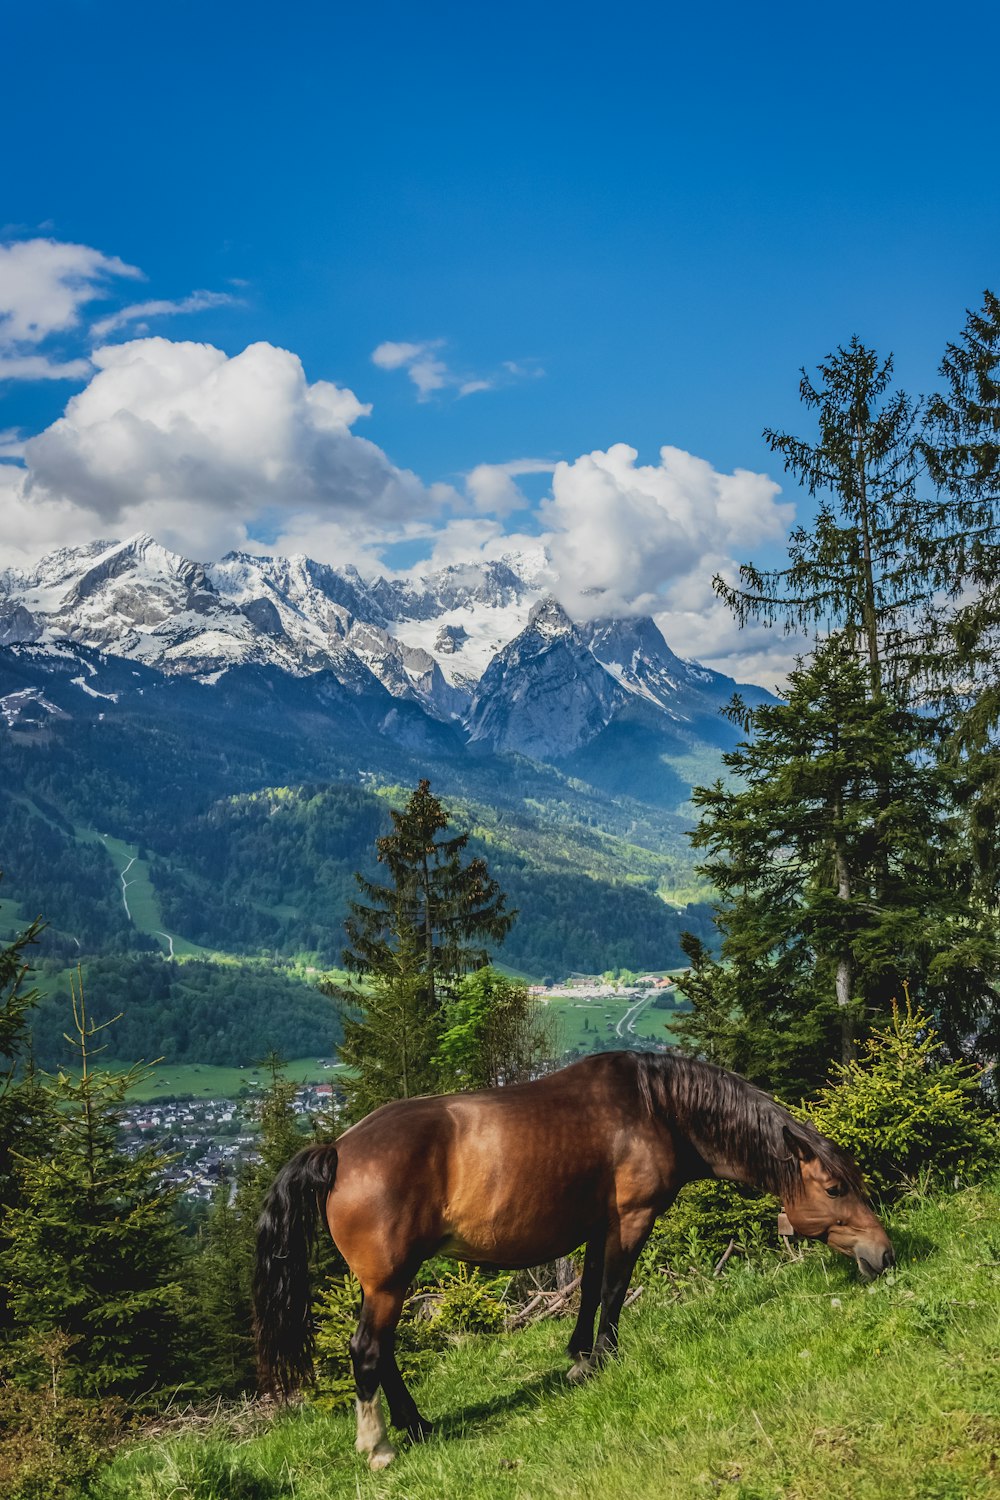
883 1247 895 1270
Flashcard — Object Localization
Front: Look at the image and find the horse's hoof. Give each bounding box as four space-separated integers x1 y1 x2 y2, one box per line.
368 1441 396 1471
567 1357 596 1384
408 1417 434 1442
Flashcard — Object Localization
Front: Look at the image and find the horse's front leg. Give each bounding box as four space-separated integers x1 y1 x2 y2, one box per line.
351 1286 406 1470
567 1233 605 1374
571 1209 656 1381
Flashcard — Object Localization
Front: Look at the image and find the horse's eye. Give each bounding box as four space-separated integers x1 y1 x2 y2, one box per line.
825 1186 843 1198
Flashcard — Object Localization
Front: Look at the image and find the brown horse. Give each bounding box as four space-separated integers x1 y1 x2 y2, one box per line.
254 1049 893 1469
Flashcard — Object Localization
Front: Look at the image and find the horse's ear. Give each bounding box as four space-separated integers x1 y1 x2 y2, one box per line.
782 1124 816 1163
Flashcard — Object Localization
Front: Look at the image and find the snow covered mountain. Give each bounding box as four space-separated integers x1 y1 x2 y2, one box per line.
0 533 769 774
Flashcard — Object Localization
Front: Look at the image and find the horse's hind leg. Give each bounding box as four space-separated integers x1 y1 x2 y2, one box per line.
380 1329 433 1441
351 1287 404 1470
567 1233 605 1367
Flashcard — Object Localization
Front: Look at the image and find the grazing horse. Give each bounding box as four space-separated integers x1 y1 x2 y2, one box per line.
254 1050 893 1469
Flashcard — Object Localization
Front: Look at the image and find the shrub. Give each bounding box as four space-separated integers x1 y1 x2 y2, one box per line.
312 1277 444 1410
0 1377 121 1500
312 1264 509 1410
430 1263 509 1334
804 991 1000 1199
639 1179 779 1278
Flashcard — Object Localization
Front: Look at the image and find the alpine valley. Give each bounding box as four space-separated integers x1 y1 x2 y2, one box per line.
0 533 772 1068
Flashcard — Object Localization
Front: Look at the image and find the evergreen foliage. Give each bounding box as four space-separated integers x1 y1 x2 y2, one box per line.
723 338 944 695
342 779 515 1003
676 638 998 1092
332 781 517 1114
0 891 47 1339
196 1053 312 1394
924 291 1000 910
805 992 1000 1199
0 974 192 1399
684 334 1000 1087
29 956 341 1072
925 289 1000 723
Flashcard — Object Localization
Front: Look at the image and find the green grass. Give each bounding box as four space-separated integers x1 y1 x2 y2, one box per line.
87 1180 1000 1499
0 895 26 940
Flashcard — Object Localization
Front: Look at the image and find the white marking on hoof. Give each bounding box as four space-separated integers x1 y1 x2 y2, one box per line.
368 1440 396 1470
356 1395 394 1466
567 1356 596 1384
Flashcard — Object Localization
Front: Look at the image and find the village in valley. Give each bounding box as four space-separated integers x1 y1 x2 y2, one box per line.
118 1077 339 1202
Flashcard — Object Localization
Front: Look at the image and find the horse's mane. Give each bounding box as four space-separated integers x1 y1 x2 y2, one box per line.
632 1051 866 1202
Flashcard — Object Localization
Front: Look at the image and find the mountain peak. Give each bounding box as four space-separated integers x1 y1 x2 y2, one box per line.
527 595 574 639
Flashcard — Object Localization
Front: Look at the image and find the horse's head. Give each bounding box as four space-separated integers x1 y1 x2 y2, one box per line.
779 1126 894 1279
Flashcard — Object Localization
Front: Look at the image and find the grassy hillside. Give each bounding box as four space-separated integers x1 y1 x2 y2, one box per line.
88 1178 1000 1500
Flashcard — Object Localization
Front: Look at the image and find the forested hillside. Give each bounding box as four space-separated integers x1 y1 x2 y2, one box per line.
0 681 715 1006
28 955 341 1071
148 782 715 974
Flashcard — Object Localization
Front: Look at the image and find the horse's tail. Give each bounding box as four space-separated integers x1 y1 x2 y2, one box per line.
253 1143 338 1397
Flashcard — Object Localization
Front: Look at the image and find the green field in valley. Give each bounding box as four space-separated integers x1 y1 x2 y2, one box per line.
544 983 686 1053
113 1056 341 1101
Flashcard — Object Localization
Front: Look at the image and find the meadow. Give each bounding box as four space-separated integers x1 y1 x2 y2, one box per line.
86 1177 1000 1500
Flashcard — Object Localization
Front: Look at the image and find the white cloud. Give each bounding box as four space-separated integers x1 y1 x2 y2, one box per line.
0 353 94 382
465 458 555 516
0 238 143 347
371 339 542 402
372 339 450 401
541 442 792 619
2 336 440 567
89 289 240 339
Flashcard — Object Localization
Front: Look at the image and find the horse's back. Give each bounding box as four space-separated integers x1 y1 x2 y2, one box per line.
327 1054 672 1276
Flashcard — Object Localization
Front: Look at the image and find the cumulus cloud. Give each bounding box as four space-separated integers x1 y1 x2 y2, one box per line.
541 442 792 619
0 238 246 383
89 289 241 339
2 336 440 566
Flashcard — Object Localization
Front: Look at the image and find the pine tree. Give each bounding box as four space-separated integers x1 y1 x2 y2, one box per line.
924 292 1000 892
0 894 47 1338
677 637 997 1094
721 338 954 697
333 780 515 1115
0 972 191 1398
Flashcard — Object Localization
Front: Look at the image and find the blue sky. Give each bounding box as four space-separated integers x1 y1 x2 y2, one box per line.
1 0 998 681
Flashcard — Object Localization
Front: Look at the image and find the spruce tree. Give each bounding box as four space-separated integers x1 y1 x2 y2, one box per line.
924 292 1000 893
677 638 997 1095
682 338 998 1086
721 338 954 697
333 780 515 1116
0 895 46 1338
0 972 191 1398
925 289 1000 711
